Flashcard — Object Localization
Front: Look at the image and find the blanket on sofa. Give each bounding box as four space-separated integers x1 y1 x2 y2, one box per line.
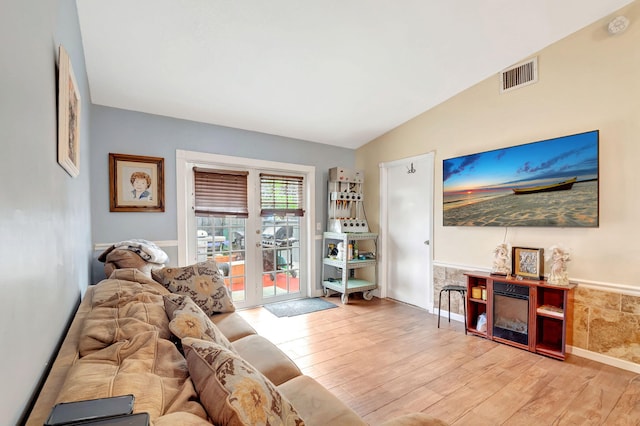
98 239 169 278
54 269 210 423
98 239 169 264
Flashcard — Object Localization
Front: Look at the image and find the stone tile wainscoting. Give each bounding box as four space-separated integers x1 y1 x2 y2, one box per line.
571 287 640 365
433 264 640 373
433 265 468 319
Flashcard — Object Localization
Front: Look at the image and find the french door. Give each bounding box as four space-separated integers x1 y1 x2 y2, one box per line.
177 150 314 309
195 213 302 307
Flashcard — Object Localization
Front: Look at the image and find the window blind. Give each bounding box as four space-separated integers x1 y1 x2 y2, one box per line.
194 168 249 217
260 173 304 217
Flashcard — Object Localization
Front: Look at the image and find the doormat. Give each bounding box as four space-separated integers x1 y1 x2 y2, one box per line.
263 298 338 318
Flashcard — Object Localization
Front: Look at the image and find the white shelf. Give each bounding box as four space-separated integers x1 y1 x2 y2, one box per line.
323 279 377 293
323 231 378 240
323 258 376 269
321 232 377 304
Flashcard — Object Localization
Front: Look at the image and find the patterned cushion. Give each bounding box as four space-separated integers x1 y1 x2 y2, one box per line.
182 337 305 426
163 294 234 351
152 261 235 314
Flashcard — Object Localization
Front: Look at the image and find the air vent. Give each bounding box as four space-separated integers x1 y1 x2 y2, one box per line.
500 57 538 93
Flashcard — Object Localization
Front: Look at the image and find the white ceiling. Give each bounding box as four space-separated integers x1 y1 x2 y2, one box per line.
76 0 633 149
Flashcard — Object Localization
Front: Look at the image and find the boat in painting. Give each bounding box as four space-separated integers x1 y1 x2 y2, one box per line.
512 177 577 195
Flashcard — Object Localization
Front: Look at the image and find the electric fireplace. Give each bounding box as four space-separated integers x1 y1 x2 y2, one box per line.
492 281 530 346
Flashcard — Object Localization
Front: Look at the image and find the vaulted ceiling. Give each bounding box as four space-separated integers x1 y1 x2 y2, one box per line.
76 1 634 149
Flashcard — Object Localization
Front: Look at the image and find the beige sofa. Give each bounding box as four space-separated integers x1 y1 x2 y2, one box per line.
26 265 444 426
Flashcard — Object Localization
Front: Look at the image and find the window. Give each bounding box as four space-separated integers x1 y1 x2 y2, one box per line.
194 168 248 217
260 173 304 217
193 168 249 301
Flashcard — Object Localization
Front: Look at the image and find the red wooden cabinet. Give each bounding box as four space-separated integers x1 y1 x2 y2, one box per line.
465 271 574 360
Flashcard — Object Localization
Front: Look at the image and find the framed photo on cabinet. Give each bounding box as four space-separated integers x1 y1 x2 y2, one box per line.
512 247 544 280
109 153 165 212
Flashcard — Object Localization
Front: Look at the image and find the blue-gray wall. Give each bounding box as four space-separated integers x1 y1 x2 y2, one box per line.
89 106 355 284
1 2 353 421
0 1 92 424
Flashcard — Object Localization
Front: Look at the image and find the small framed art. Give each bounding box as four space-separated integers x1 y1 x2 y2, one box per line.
57 45 81 177
512 247 544 280
109 153 165 212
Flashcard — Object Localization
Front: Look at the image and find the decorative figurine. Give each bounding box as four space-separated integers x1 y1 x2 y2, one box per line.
546 245 571 286
491 243 511 276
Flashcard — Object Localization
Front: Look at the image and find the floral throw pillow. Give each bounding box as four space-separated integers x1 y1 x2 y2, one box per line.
163 294 235 352
182 337 305 426
152 260 235 315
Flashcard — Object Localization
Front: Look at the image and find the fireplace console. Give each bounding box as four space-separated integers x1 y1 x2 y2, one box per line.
464 271 575 360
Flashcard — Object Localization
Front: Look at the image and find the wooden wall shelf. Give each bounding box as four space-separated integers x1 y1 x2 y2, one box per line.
465 271 575 360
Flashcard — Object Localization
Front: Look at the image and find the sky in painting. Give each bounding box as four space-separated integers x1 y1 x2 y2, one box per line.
443 130 599 197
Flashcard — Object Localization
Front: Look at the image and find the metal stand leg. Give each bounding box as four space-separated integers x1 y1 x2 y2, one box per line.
448 290 452 323
460 290 467 335
437 289 443 328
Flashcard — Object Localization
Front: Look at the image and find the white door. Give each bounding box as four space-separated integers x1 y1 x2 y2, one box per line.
380 153 434 310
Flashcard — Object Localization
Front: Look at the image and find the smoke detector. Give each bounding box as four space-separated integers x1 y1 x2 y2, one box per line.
608 16 630 35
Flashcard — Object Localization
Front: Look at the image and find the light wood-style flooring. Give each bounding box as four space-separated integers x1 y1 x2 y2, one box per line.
237 296 640 425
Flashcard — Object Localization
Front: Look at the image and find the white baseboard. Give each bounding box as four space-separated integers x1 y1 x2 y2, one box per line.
436 310 465 324
567 346 640 374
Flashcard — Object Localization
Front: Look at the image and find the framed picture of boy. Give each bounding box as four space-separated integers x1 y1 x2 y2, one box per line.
109 153 165 212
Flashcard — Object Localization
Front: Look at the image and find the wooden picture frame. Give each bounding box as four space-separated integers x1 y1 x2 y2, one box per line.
57 45 81 177
109 153 165 212
512 247 544 280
